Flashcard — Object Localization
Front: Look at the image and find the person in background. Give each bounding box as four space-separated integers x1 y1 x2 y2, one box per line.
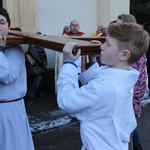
86 25 107 69
64 20 85 73
92 24 107 37
57 23 149 150
62 25 69 35
63 20 85 36
143 23 150 97
116 13 147 150
63 20 85 73
88 21 116 68
25 32 47 100
55 20 85 93
0 8 34 150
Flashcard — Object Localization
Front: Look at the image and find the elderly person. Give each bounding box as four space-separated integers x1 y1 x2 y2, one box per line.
55 20 85 93
63 20 85 36
92 25 107 37
62 25 69 35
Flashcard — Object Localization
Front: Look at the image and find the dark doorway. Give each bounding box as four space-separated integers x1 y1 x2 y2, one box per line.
0 0 2 8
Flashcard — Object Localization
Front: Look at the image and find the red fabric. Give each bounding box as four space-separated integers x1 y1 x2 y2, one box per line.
65 31 84 36
99 33 106 37
132 53 147 116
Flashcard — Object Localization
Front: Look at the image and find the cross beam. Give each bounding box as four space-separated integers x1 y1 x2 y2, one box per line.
8 30 105 55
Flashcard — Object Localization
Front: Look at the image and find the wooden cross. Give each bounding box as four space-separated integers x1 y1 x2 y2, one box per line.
7 30 106 71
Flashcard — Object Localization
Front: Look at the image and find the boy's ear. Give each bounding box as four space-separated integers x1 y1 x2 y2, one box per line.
120 49 130 61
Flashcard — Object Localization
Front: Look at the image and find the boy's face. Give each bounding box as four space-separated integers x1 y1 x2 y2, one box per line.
0 15 9 46
0 15 9 36
100 35 122 68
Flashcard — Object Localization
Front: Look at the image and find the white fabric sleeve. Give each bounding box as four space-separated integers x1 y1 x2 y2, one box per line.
78 62 99 85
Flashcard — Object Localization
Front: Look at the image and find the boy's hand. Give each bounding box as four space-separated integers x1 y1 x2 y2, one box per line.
0 34 6 50
91 40 102 44
63 42 81 63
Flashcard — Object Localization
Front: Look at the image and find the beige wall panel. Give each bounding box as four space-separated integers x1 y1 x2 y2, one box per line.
13 0 21 28
3 0 38 32
97 0 110 26
3 0 14 27
3 0 38 52
110 0 129 22
19 0 38 32
3 0 21 28
98 0 129 26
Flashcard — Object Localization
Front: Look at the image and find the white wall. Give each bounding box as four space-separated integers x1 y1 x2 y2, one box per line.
110 0 129 22
38 0 129 68
38 0 98 68
98 0 130 26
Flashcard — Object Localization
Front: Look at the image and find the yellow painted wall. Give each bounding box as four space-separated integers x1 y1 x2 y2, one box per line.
98 0 129 25
3 0 38 32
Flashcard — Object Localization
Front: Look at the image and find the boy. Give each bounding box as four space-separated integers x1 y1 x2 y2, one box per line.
57 23 149 150
0 8 34 150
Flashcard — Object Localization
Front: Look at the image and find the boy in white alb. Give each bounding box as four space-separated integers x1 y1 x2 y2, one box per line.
57 23 149 150
0 8 34 150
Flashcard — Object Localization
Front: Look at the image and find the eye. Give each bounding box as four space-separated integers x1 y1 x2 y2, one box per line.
0 19 6 25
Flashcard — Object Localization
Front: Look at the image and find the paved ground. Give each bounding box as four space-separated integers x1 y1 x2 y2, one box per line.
25 69 150 150
137 103 150 150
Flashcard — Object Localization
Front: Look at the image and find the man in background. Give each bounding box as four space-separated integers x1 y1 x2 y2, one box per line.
55 20 85 93
63 20 85 36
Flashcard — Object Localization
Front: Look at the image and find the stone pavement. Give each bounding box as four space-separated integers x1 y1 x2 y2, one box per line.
25 69 150 150
137 101 150 150
26 94 76 133
25 95 150 150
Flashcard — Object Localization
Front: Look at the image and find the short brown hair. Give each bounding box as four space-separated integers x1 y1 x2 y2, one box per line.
107 23 149 65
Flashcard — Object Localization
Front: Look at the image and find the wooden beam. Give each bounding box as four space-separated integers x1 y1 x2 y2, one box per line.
7 35 25 45
7 30 106 72
68 36 106 43
8 30 103 55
